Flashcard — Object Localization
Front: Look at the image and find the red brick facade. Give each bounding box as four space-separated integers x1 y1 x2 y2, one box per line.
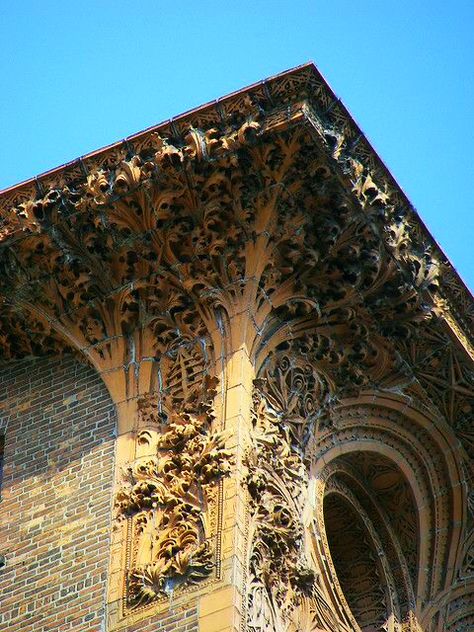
0 356 198 631
0 356 116 630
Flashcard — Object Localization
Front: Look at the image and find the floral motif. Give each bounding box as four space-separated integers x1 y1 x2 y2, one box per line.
116 376 231 608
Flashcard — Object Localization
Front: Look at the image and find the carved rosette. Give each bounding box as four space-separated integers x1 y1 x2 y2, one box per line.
115 376 231 608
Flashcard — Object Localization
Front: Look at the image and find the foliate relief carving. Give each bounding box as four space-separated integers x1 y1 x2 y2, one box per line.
245 359 342 632
445 594 474 632
254 354 328 447
137 392 162 428
245 383 314 629
460 540 474 580
115 376 231 608
157 339 209 411
0 114 442 376
397 321 474 462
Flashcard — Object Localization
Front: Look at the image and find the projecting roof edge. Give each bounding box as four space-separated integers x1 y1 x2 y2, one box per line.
0 62 472 335
0 63 315 198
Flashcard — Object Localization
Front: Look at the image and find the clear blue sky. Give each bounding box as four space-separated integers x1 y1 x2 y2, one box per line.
1 1 473 290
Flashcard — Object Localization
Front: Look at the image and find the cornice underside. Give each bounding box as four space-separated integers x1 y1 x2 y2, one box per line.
0 97 471 466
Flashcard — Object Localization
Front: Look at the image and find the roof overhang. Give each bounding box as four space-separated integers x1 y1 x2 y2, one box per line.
0 62 472 460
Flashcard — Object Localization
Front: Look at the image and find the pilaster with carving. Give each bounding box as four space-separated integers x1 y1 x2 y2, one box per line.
114 376 231 609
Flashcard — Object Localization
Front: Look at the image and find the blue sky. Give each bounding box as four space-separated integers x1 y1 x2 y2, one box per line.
1 1 473 289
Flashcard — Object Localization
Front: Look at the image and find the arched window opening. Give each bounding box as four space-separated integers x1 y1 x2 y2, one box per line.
322 451 420 630
324 493 389 631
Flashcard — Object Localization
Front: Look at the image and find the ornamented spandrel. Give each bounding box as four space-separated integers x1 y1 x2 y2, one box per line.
245 359 350 632
115 376 231 609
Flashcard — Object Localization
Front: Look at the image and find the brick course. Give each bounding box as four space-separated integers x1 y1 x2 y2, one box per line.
0 355 198 632
0 355 115 631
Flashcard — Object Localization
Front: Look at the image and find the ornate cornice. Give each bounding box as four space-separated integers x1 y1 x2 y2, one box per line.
0 63 471 459
1 63 471 348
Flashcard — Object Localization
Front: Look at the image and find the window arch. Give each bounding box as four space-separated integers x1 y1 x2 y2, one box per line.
309 393 466 630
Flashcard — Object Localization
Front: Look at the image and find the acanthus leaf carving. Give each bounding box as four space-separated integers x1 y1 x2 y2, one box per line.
115 375 232 608
0 65 471 632
246 356 343 632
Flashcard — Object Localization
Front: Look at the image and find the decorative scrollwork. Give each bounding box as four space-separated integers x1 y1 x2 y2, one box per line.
245 382 314 628
246 358 343 631
115 376 231 608
0 63 471 631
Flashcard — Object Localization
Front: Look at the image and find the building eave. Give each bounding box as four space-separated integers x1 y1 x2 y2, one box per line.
1 62 471 336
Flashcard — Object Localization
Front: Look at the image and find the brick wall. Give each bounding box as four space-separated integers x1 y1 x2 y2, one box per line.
0 355 199 632
0 355 116 631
